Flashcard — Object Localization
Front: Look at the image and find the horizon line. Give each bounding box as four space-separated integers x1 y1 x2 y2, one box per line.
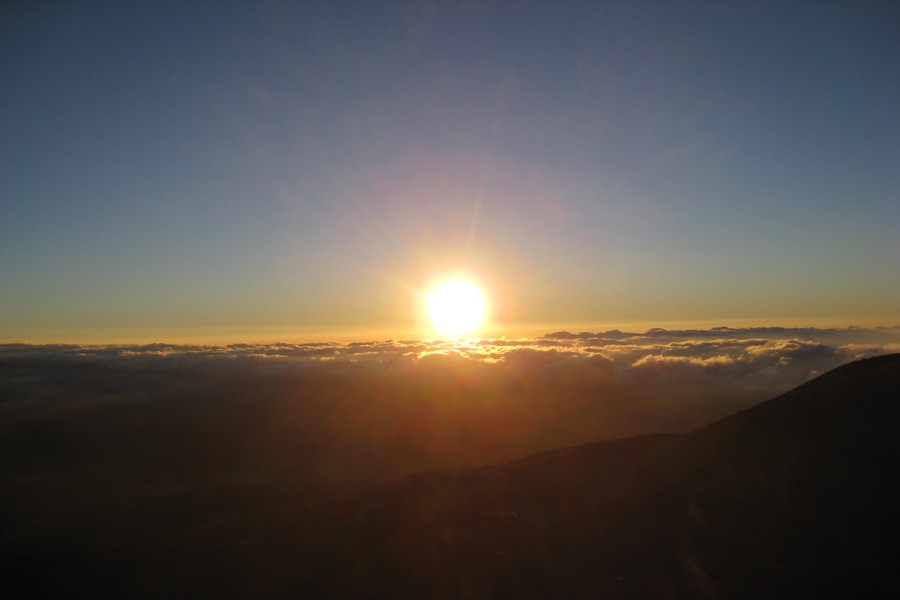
3 316 899 346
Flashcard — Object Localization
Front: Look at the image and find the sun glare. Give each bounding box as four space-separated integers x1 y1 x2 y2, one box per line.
427 280 486 337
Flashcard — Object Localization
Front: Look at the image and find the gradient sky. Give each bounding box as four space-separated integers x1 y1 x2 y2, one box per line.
2 1 899 342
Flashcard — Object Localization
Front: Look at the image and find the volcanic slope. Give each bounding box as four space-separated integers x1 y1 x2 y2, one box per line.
283 353 900 598
4 354 899 598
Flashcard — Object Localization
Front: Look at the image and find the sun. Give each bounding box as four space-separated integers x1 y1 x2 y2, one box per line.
427 280 486 337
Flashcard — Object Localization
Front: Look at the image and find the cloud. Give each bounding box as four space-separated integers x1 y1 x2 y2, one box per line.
1 326 895 388
2 326 898 496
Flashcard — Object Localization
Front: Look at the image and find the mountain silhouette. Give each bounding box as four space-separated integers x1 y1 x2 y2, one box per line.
282 353 900 598
2 354 899 598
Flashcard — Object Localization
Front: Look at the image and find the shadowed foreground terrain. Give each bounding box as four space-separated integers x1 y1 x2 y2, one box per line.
3 354 900 597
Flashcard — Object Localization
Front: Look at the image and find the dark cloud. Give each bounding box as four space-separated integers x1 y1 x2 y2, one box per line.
1 326 897 499
1 326 896 389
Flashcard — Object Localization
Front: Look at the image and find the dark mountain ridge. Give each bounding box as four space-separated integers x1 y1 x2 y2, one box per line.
287 354 900 598
3 354 899 598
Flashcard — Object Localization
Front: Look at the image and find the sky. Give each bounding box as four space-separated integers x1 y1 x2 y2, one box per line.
2 1 899 342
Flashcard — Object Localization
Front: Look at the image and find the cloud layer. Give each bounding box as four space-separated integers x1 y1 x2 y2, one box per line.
2 326 898 497
3 325 896 383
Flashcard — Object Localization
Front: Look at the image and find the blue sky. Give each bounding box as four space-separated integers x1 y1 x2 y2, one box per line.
2 1 899 341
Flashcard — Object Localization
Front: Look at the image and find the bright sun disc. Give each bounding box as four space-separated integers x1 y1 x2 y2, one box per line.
427 280 486 337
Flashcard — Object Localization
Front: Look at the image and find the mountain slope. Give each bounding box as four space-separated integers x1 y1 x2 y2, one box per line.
288 354 900 598
4 355 899 598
